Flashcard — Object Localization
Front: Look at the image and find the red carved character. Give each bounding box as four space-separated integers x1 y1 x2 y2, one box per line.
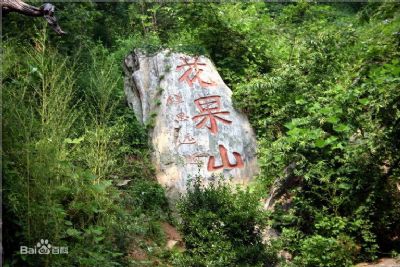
207 145 244 171
179 134 196 146
192 95 232 134
175 112 189 121
176 57 216 88
167 93 183 106
185 152 209 165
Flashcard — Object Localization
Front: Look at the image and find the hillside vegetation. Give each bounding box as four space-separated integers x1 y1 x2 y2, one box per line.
2 2 399 266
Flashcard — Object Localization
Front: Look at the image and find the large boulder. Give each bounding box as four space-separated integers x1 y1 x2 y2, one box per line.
124 50 258 198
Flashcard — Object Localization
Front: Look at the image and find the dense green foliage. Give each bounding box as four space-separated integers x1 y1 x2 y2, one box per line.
232 3 400 266
2 24 169 267
2 1 399 266
175 175 276 266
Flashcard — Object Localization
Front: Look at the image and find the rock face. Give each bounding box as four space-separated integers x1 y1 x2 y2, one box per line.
355 258 400 267
124 50 258 198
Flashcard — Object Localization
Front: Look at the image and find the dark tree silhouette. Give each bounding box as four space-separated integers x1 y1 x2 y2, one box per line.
1 0 65 35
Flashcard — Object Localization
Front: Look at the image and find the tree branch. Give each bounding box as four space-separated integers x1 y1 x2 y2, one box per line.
1 0 66 35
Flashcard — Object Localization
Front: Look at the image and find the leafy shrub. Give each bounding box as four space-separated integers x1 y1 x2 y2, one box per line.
2 31 168 267
123 179 169 218
294 235 356 267
233 2 400 264
175 175 277 267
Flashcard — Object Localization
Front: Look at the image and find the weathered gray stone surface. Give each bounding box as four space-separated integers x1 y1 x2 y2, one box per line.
124 50 259 198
